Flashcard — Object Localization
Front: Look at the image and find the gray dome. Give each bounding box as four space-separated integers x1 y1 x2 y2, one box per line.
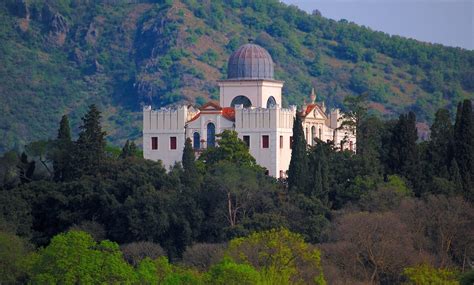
227 44 274 80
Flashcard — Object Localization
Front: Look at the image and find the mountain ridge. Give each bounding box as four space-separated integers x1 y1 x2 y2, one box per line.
0 0 472 153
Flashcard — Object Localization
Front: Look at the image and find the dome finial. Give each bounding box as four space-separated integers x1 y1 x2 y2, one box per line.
248 38 254 43
310 87 316 104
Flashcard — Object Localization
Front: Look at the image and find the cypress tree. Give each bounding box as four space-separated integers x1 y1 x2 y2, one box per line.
450 159 463 195
53 115 73 181
454 100 473 200
288 115 309 193
428 108 453 178
388 112 420 193
119 140 137 159
73 105 107 177
181 138 200 189
309 142 329 203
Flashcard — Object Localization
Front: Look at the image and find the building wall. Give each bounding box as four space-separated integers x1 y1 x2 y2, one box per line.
218 80 284 108
143 106 187 170
235 105 296 177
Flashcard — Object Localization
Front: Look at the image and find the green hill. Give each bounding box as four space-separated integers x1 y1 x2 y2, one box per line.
1 0 472 153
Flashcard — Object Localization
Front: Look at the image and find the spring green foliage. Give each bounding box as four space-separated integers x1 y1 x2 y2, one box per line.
226 228 326 285
403 264 459 285
30 231 136 284
2 229 327 284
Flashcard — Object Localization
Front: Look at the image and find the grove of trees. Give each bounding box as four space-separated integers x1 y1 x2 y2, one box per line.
0 100 473 284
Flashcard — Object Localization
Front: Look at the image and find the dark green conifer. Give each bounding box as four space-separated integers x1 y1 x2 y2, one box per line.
454 100 473 200
387 112 420 193
53 115 73 181
288 115 309 193
450 159 463 195
181 138 199 189
73 105 107 177
119 140 137 159
428 108 453 178
309 142 329 203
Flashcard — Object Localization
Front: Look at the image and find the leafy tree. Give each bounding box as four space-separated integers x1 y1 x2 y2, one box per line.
119 140 138 159
403 264 459 285
199 130 257 168
205 259 261 285
288 115 309 193
0 231 30 284
225 228 326 284
137 256 202 285
72 105 107 177
30 231 136 284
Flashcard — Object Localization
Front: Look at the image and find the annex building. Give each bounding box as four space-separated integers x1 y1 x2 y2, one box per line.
143 43 356 178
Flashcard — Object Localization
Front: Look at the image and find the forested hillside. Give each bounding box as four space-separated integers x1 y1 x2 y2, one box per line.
1 0 473 153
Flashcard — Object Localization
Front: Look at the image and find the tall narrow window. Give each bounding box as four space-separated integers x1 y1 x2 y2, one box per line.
193 132 200 149
349 141 353 151
290 136 293 149
319 128 322 139
151 137 158 150
243 135 250 147
262 135 269 148
311 126 316 146
279 135 283 149
207 122 215 148
340 141 344 150
170 137 177 150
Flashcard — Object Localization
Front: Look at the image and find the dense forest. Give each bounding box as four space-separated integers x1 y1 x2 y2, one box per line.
1 0 473 153
0 98 473 284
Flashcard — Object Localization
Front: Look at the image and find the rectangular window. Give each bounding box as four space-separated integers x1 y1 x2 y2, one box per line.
279 135 283 149
151 137 158 150
290 136 293 149
262 135 269 148
243 135 250 147
170 137 177 150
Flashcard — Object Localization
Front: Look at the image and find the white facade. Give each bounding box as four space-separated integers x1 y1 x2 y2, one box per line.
143 81 355 178
143 43 355 178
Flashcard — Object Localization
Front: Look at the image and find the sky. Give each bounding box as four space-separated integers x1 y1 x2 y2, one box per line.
281 0 473 50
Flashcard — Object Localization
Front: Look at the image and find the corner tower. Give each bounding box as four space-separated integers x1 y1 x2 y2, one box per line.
218 43 284 108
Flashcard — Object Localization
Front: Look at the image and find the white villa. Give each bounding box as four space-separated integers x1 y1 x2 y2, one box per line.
143 43 355 178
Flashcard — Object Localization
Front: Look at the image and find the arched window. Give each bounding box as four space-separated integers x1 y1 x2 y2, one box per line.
311 126 316 146
231 96 252 108
207 123 216 148
193 132 200 149
266 96 277 108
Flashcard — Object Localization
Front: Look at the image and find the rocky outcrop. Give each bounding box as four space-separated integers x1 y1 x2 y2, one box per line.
48 12 69 46
85 22 99 46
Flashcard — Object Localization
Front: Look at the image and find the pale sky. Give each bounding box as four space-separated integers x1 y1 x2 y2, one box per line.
282 0 473 50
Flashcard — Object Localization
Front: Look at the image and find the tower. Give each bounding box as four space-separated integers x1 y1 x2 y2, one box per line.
218 43 284 109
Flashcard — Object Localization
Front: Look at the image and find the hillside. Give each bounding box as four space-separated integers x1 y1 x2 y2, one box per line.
1 0 473 152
